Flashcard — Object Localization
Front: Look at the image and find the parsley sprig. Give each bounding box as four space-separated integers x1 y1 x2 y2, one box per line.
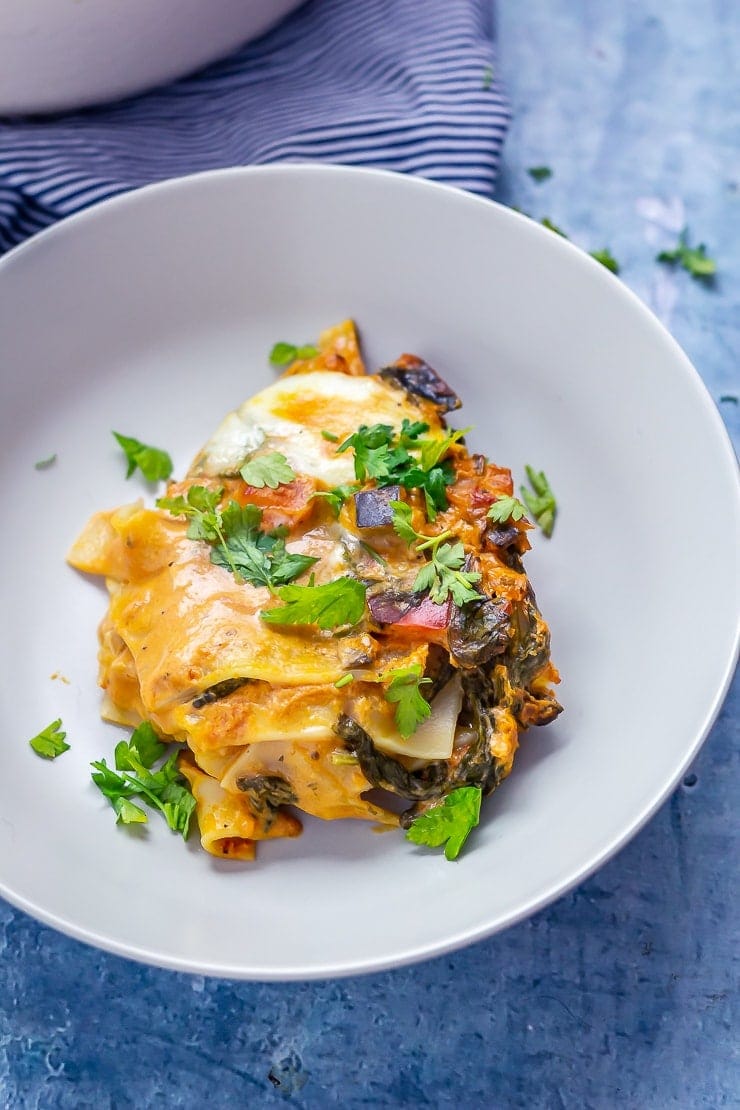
384 664 432 739
311 483 359 518
406 786 482 860
157 486 317 588
91 722 196 836
269 341 319 366
390 502 481 606
657 228 716 281
113 432 173 482
520 466 557 537
336 419 461 519
240 451 296 489
261 575 367 630
29 718 70 759
487 495 527 525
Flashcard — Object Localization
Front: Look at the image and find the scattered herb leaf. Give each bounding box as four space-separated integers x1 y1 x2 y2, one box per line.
34 454 57 471
91 740 196 838
334 673 354 689
657 229 716 281
321 429 340 442
29 719 70 760
541 217 568 238
719 394 738 404
528 166 553 183
240 451 296 490
521 466 557 537
590 248 620 274
269 341 319 366
406 785 482 860
261 576 367 631
113 432 173 482
487 495 527 524
390 501 481 606
311 483 358 518
384 664 433 739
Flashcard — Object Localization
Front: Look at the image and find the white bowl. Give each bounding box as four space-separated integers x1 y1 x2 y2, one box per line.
0 166 737 979
0 0 304 115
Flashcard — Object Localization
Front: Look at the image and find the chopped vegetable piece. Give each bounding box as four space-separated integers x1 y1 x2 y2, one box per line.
541 217 568 238
113 432 173 482
520 466 557 537
384 664 433 739
261 576 367 631
269 341 319 366
354 486 401 528
311 483 358 519
240 451 296 489
334 673 354 689
91 739 196 839
29 718 70 759
34 454 57 471
379 355 461 412
528 166 552 182
590 248 620 274
657 229 716 281
406 785 482 860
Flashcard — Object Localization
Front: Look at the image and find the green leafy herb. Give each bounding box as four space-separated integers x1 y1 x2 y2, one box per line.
158 486 317 588
269 341 319 366
113 432 173 482
240 451 296 489
719 394 738 404
528 166 553 183
261 576 367 631
481 65 494 91
590 248 620 274
390 502 481 606
334 673 354 689
321 429 340 442
521 466 557 537
406 785 482 860
418 427 471 472
34 454 57 471
29 718 70 760
541 217 568 238
657 229 716 281
91 735 196 838
384 664 433 739
487 495 527 525
311 483 358 518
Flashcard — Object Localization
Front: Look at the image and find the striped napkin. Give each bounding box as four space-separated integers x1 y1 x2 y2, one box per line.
0 0 508 254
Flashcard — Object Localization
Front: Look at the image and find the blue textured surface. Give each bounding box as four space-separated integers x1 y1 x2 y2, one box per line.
2 2 738 1107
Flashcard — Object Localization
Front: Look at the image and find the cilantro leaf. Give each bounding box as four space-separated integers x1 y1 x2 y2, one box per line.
29 718 70 760
321 429 339 442
115 721 167 772
528 166 553 182
269 341 319 366
418 427 471 472
541 217 568 238
406 786 482 860
590 248 620 274
91 737 196 839
261 576 367 630
240 451 296 490
657 229 716 281
311 483 358 518
384 664 433 739
113 797 149 825
487 495 527 524
521 465 557 537
113 432 172 482
389 501 481 607
157 485 224 542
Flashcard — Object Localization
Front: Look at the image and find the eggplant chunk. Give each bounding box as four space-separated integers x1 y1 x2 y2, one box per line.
379 354 461 412
354 485 401 528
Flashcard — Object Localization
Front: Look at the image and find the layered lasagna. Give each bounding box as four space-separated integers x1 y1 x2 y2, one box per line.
68 321 561 861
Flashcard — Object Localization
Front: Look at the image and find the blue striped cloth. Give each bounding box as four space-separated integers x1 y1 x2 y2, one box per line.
0 0 508 254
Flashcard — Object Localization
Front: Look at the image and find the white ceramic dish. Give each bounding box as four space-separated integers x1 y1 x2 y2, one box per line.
0 0 303 115
0 166 737 980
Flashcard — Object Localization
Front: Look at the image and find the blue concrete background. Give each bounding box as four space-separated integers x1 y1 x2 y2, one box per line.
2 2 738 1106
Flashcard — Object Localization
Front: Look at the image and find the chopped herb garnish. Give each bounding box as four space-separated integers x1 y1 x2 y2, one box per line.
158 486 317 588
487 495 527 524
261 576 367 631
481 65 494 91
657 229 716 281
269 341 319 366
528 166 553 183
719 394 738 404
311 483 358 518
541 217 568 238
321 429 340 442
390 502 481 606
334 673 354 689
590 248 620 274
34 454 57 471
384 664 432 739
240 451 296 489
406 785 482 860
91 723 196 838
29 718 70 760
113 432 173 482
520 466 557 537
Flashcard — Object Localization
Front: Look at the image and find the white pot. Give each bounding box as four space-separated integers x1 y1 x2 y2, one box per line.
0 0 305 115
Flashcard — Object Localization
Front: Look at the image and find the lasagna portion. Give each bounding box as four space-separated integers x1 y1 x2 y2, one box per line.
69 320 561 861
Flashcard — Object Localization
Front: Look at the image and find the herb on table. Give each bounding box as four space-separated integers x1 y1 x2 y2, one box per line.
719 394 738 404
406 785 482 860
528 166 553 183
91 721 196 836
520 466 557 537
34 454 57 471
261 576 367 631
487 495 527 525
29 718 70 759
240 451 296 489
113 432 173 482
390 502 481 606
158 486 317 588
269 341 319 366
590 248 620 274
384 664 432 739
657 229 716 281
